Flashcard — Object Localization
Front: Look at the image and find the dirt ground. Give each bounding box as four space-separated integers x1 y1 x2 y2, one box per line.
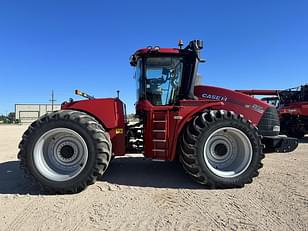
0 125 307 231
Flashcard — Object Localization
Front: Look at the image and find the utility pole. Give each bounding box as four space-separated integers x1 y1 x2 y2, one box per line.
49 90 57 111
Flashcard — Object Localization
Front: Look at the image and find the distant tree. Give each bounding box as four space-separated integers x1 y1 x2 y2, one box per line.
0 113 16 124
8 112 15 122
0 114 9 123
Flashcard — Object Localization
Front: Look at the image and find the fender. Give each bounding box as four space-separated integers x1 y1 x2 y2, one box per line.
169 100 224 160
61 98 126 155
194 85 272 126
176 100 224 136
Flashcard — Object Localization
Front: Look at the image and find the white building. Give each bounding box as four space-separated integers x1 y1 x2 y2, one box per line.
15 104 61 123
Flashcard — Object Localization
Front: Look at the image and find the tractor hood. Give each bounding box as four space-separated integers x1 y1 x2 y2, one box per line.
194 85 280 136
194 85 270 113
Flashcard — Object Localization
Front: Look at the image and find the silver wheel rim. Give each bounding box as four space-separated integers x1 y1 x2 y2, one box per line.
203 127 253 178
33 128 88 182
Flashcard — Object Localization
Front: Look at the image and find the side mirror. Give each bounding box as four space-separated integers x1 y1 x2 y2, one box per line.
195 40 203 49
129 55 137 66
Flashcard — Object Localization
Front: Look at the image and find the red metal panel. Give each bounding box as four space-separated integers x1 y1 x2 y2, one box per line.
136 100 174 159
279 102 308 116
301 103 308 116
168 100 225 160
61 98 126 155
194 85 271 126
62 98 122 128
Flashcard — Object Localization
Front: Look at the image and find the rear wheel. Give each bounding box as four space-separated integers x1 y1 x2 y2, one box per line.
179 110 264 188
18 110 112 193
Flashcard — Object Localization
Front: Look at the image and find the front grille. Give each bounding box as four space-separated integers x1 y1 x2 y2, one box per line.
258 107 280 136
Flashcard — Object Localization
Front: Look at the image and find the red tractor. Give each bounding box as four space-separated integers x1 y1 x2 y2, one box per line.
18 40 298 193
237 85 308 139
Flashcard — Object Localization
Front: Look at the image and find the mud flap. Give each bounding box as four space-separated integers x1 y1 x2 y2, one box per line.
262 136 298 153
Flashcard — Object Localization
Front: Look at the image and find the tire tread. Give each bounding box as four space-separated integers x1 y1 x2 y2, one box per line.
18 110 112 194
179 110 264 188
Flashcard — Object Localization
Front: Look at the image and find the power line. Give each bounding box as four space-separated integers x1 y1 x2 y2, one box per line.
49 90 57 111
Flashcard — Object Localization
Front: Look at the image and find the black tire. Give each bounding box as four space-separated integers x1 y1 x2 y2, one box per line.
179 110 264 188
18 110 112 194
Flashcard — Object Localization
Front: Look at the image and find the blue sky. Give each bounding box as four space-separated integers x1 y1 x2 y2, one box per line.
0 0 307 114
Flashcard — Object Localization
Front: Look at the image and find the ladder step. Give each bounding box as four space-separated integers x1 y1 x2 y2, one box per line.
153 130 166 133
152 149 166 152
153 139 166 142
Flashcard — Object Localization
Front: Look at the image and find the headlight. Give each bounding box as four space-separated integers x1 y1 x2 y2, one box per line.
273 125 280 132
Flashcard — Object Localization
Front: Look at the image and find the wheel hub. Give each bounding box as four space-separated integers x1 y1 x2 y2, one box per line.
60 145 75 160
203 127 253 178
33 128 88 182
214 143 228 157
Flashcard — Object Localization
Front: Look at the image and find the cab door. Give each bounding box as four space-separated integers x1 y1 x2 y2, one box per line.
142 57 183 160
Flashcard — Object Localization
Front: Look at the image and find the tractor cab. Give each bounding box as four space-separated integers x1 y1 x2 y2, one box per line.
135 56 183 106
128 40 208 159
130 40 204 107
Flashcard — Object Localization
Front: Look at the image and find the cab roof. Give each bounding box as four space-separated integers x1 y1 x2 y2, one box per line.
133 47 180 56
130 40 204 66
130 47 182 66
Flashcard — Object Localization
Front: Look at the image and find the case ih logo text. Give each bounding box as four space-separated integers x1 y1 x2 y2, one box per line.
201 93 228 101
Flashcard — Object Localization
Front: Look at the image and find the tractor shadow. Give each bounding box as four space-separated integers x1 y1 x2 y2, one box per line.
0 157 204 195
0 160 42 195
100 156 204 189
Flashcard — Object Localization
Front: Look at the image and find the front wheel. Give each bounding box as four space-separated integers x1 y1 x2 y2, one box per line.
179 110 264 188
18 110 112 194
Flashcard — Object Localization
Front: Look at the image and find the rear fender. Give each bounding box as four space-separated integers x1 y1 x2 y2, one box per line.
194 85 272 126
169 101 224 160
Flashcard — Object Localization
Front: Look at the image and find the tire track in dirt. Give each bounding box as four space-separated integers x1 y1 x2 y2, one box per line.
56 196 93 231
251 177 304 230
99 189 179 231
5 194 93 231
83 189 134 231
180 190 221 228
153 190 179 210
225 191 268 230
4 200 38 231
115 192 155 231
150 189 224 230
151 190 192 231
57 193 97 231
219 192 259 230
